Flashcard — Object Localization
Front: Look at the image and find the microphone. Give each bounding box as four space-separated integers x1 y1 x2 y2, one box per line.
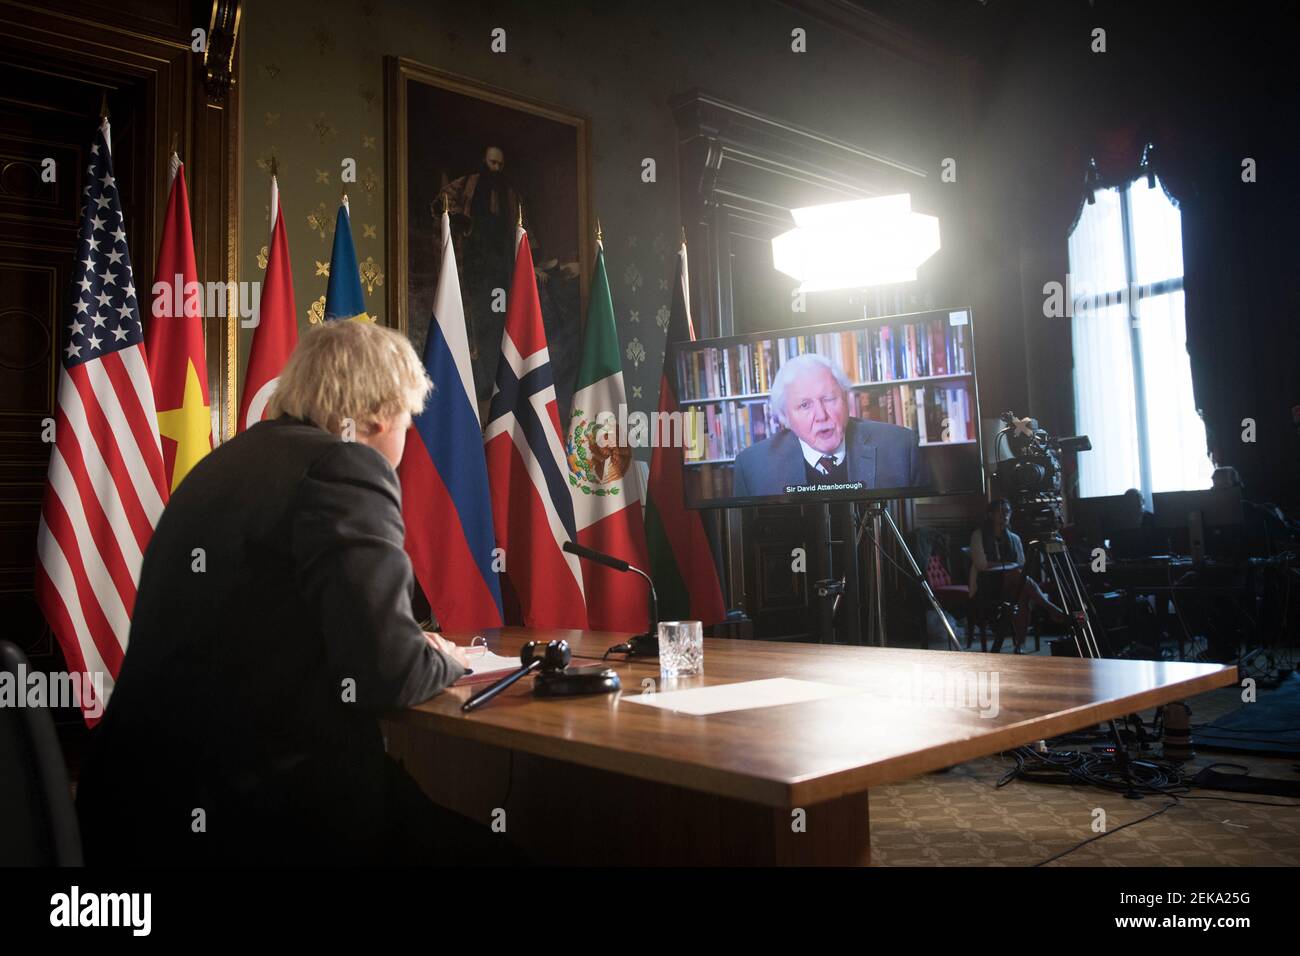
562 541 659 657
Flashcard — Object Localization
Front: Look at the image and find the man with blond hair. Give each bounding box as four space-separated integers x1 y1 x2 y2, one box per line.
77 320 507 865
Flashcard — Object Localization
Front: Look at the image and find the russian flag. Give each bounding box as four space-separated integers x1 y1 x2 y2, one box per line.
398 211 503 628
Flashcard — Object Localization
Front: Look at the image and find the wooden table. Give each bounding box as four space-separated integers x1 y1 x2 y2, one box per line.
382 628 1236 865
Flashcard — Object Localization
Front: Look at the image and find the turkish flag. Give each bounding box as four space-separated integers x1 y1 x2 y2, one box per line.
239 175 297 431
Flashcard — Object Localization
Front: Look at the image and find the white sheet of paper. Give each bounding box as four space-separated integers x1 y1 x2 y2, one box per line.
623 678 864 716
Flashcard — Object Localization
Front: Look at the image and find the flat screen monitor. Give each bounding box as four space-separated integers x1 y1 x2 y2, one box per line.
1071 494 1144 541
1153 487 1244 529
673 308 985 508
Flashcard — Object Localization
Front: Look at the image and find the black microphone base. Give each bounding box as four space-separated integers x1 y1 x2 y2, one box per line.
628 632 658 657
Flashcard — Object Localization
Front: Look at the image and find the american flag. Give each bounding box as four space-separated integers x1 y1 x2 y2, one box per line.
34 118 169 724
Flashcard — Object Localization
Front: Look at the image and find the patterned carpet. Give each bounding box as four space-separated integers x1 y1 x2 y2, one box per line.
870 674 1300 867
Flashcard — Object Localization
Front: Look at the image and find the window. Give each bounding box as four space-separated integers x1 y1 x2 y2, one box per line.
1068 171 1212 499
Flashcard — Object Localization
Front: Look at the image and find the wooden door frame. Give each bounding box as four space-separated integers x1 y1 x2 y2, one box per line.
0 0 242 439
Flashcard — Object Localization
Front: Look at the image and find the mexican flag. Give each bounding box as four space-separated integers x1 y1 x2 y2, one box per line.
565 241 651 631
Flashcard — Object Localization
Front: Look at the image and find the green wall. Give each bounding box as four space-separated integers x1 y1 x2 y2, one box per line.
238 0 965 423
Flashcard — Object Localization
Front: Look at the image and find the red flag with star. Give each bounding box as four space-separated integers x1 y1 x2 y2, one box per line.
147 154 211 490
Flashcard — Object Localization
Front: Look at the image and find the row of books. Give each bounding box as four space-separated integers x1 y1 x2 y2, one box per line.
684 401 781 463
677 318 972 401
853 383 977 445
684 381 976 463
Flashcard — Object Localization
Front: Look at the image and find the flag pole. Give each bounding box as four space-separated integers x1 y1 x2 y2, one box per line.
99 92 109 120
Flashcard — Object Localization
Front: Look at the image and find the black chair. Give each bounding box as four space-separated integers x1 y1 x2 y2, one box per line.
0 641 83 865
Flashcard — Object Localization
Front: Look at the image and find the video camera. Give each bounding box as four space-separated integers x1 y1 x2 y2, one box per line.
992 412 1091 536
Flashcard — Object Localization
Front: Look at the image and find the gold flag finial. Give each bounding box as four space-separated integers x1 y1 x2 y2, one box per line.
169 131 179 156
441 191 449 215
596 218 603 243
269 154 278 177
517 202 524 228
681 226 687 246
99 92 109 120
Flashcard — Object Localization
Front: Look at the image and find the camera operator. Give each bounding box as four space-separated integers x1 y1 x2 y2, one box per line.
969 499 1067 653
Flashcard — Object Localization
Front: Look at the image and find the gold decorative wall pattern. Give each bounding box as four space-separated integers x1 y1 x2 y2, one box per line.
359 166 379 204
359 256 383 295
309 112 337 144
306 202 332 241
255 149 280 174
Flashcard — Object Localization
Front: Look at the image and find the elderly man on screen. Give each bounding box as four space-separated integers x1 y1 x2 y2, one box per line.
732 353 928 498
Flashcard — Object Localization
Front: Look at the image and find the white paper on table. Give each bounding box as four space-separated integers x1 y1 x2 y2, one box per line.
622 677 865 716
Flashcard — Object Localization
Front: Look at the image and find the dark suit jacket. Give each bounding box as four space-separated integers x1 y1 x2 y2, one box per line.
732 416 929 498
76 416 464 864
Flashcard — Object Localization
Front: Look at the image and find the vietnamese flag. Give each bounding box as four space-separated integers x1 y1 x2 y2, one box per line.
147 154 211 490
565 238 651 631
239 172 297 430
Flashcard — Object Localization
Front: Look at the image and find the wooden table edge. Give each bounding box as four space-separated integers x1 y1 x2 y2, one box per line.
384 663 1238 809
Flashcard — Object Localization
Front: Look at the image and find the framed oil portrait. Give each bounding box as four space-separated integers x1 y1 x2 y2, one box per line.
385 57 593 417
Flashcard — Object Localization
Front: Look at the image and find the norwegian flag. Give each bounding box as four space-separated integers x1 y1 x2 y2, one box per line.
35 118 169 724
483 227 588 628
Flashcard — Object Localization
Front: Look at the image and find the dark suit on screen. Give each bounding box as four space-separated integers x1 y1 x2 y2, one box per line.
75 416 469 865
731 416 929 498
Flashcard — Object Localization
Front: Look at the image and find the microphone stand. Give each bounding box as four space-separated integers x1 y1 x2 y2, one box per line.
562 541 660 658
613 565 659 658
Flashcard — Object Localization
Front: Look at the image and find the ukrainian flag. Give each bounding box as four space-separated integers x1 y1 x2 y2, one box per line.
324 195 371 322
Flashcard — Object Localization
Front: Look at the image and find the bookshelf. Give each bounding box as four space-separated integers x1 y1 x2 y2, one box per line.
678 312 977 465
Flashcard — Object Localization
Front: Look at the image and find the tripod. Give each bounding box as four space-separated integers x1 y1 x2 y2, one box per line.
1022 527 1111 659
822 500 963 651
1019 523 1146 798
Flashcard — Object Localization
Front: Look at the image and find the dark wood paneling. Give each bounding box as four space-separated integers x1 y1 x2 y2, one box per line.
0 0 240 743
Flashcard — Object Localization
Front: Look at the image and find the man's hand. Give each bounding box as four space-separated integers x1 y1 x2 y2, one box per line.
425 631 471 669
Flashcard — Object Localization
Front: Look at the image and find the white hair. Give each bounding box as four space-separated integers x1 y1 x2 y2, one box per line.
768 352 852 427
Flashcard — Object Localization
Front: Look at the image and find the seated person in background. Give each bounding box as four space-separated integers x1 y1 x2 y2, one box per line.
77 320 507 866
732 353 928 497
969 499 1065 652
1122 487 1155 527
